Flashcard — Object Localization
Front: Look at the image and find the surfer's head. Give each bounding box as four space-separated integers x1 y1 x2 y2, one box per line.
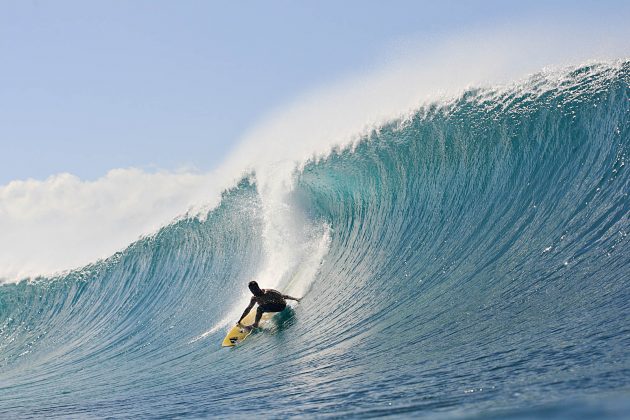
248 281 263 296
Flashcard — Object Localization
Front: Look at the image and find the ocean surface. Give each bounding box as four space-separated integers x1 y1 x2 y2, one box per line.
1 61 629 418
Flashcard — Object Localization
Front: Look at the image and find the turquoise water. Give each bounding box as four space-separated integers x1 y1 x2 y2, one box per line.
1 61 629 418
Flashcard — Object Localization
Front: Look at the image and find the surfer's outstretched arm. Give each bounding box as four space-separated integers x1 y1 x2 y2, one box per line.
237 297 256 325
282 294 301 302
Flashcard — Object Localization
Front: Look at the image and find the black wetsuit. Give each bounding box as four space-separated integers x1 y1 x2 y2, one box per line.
253 289 287 312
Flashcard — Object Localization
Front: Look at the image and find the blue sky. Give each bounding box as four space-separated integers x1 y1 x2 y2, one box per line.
1 0 628 184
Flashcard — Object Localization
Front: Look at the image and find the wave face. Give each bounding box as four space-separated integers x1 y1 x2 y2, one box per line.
1 62 629 418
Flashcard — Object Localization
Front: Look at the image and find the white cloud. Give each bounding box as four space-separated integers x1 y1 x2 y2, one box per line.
0 168 228 281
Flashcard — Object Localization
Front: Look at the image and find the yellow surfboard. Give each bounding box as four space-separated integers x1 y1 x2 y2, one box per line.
221 307 276 347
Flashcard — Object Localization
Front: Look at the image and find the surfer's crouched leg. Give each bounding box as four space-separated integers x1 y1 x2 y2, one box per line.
250 303 286 329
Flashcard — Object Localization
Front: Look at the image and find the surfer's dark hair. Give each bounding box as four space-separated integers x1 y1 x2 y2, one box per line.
248 281 263 296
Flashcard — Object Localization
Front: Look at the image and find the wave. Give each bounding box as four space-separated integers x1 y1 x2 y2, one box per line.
1 61 628 418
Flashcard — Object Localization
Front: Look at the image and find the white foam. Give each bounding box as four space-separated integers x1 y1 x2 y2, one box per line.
189 314 235 343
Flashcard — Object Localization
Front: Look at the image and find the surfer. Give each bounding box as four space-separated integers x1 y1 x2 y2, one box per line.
237 281 301 330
